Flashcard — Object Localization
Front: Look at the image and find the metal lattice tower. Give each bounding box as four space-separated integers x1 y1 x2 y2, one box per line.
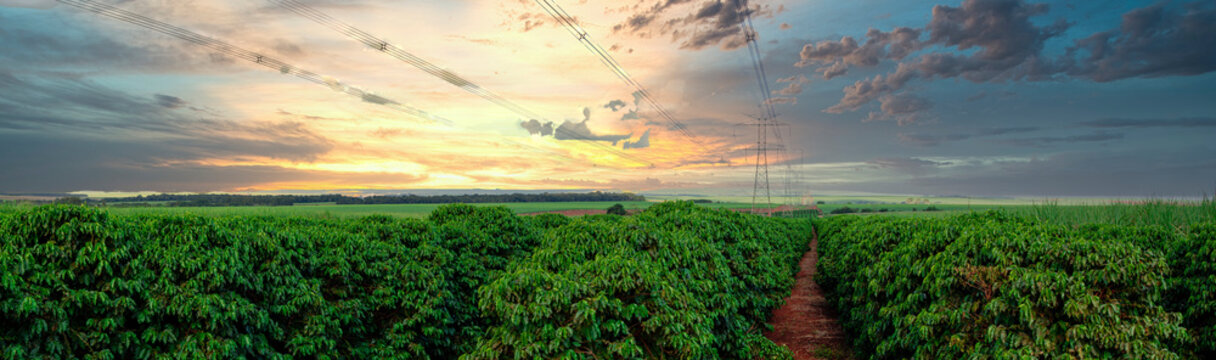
751 118 772 215
741 117 786 216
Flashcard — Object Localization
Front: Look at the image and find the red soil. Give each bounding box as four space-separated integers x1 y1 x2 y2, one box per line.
517 209 642 217
766 229 852 359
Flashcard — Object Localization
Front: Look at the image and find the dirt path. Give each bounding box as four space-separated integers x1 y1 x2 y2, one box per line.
766 229 852 359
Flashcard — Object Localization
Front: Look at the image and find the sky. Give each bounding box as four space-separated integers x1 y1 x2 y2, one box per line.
0 0 1213 197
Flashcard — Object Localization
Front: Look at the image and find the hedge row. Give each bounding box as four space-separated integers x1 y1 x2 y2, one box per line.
0 202 810 359
469 201 810 359
815 212 1215 359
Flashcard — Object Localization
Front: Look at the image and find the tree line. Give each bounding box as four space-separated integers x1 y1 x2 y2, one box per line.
97 191 646 207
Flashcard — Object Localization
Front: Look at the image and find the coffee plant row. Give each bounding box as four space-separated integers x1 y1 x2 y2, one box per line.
0 201 810 359
815 212 1215 359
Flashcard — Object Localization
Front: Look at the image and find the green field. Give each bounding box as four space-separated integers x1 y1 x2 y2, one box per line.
814 200 1216 358
93 201 766 218
0 201 809 358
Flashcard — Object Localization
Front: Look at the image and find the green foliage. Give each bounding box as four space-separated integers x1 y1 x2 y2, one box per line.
816 212 1189 359
1170 223 1216 357
0 202 808 359
467 201 809 359
606 203 628 216
0 204 533 358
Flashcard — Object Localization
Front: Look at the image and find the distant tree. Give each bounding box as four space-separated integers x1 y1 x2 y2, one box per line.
816 201 825 205
53 196 85 205
830 207 858 215
925 206 941 212
606 203 628 216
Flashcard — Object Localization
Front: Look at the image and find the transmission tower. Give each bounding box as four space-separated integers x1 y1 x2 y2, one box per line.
740 117 786 216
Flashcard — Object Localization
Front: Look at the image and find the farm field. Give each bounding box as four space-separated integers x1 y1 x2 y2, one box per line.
812 200 1216 359
0 201 811 358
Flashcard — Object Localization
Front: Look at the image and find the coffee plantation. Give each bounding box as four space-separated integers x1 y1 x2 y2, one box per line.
0 202 810 359
815 211 1216 359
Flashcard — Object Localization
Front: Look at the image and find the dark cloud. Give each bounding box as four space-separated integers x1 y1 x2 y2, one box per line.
1066 3 1216 82
899 126 1041 146
0 11 230 72
604 99 628 112
520 119 555 136
0 71 333 162
0 71 352 192
799 1 1216 120
622 110 642 121
623 129 652 149
554 120 632 144
822 0 1070 114
0 133 424 193
797 27 922 79
611 0 771 51
866 93 933 125
977 127 1041 136
154 94 187 109
1000 131 1124 147
867 157 950 175
521 108 633 145
1081 117 1216 128
826 149 1216 197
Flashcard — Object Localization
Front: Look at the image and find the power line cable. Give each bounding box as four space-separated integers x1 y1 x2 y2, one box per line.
533 0 713 154
268 0 653 166
55 0 594 167
55 0 453 126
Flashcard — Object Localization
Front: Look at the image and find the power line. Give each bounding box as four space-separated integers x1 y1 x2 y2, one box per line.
55 0 452 127
736 0 797 216
532 0 712 154
55 0 594 167
268 0 653 166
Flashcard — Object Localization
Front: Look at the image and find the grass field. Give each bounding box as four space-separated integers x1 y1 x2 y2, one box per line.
87 201 766 218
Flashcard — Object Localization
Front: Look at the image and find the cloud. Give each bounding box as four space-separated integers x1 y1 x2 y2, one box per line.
154 94 187 109
0 0 57 9
797 27 923 79
0 132 426 193
1066 3 1216 82
520 119 555 136
604 99 628 112
0 71 334 160
0 71 354 192
521 108 633 145
772 74 809 96
898 126 1041 146
611 0 773 51
554 120 632 145
865 94 933 125
766 97 797 105
0 11 234 72
623 129 651 149
897 133 973 147
867 157 950 175
1081 117 1216 128
799 0 1216 120
621 110 642 121
1000 131 1124 147
814 149 1216 197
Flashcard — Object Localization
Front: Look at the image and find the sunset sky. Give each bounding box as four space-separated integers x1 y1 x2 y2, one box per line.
1 0 1213 197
